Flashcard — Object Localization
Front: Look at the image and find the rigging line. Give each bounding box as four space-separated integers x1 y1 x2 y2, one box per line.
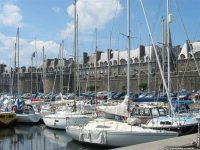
173 0 200 77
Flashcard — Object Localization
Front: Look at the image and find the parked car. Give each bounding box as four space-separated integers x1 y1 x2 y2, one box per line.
188 90 200 101
81 91 95 99
177 89 190 100
97 91 108 99
113 92 126 100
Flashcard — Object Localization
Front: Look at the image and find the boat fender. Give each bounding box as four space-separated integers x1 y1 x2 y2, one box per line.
127 117 141 125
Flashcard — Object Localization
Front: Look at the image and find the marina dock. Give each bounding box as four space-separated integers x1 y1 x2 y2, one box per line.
112 134 197 150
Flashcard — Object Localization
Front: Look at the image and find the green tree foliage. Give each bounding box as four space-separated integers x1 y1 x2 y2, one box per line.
139 83 147 91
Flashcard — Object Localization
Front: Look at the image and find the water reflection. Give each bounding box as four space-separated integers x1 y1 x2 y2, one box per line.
0 125 70 150
0 125 108 150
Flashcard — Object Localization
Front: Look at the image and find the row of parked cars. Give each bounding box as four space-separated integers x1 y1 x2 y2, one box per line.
19 89 200 101
137 89 200 101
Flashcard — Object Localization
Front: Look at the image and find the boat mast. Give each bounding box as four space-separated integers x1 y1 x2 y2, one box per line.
95 28 98 105
73 0 77 111
60 40 64 94
127 0 130 97
16 27 20 98
76 15 80 99
35 39 38 93
167 0 171 96
31 51 33 94
148 35 150 94
162 17 165 94
42 46 45 94
138 23 141 92
107 32 111 100
140 0 175 117
12 43 17 98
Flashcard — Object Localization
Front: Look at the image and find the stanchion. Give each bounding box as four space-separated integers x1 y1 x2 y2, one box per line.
195 116 200 148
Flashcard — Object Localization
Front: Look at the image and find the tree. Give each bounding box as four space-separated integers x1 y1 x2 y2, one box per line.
122 85 126 91
63 86 68 93
139 83 147 91
89 85 95 91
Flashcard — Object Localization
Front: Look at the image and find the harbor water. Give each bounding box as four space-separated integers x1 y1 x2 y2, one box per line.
0 124 108 150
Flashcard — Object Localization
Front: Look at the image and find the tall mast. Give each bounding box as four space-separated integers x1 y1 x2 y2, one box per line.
73 0 77 111
127 0 130 97
76 15 80 99
59 41 64 94
35 39 38 92
148 35 150 94
59 43 61 93
16 27 20 97
140 0 175 117
167 0 171 95
31 52 33 94
42 46 45 94
162 17 165 94
95 28 97 105
12 43 17 97
62 40 64 94
138 23 141 92
107 32 111 100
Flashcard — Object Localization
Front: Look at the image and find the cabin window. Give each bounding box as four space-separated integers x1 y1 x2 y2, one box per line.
132 108 139 115
160 121 172 125
144 109 150 116
140 109 144 115
152 108 159 117
158 108 167 116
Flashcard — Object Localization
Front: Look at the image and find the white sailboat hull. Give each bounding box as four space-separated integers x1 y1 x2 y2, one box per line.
65 118 178 147
142 116 198 135
16 113 41 123
43 113 93 130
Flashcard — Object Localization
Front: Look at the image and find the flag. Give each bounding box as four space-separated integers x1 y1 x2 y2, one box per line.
32 52 36 58
68 58 73 67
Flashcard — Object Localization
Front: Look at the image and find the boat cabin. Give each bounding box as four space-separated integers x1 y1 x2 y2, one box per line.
131 106 168 124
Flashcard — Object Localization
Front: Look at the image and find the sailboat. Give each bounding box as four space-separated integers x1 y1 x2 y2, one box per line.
0 111 16 127
12 27 41 124
0 96 16 127
43 8 94 130
43 107 93 130
134 0 198 135
65 0 178 147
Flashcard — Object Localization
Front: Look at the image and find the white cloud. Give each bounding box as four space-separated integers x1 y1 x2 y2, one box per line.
61 0 123 38
52 7 61 13
0 3 22 27
0 33 60 67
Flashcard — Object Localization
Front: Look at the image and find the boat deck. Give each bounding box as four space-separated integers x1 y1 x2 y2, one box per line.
112 133 198 150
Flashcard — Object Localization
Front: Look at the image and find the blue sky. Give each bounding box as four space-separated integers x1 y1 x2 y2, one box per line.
0 0 200 67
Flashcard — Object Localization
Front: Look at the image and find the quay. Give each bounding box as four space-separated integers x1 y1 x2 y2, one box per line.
112 134 197 150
